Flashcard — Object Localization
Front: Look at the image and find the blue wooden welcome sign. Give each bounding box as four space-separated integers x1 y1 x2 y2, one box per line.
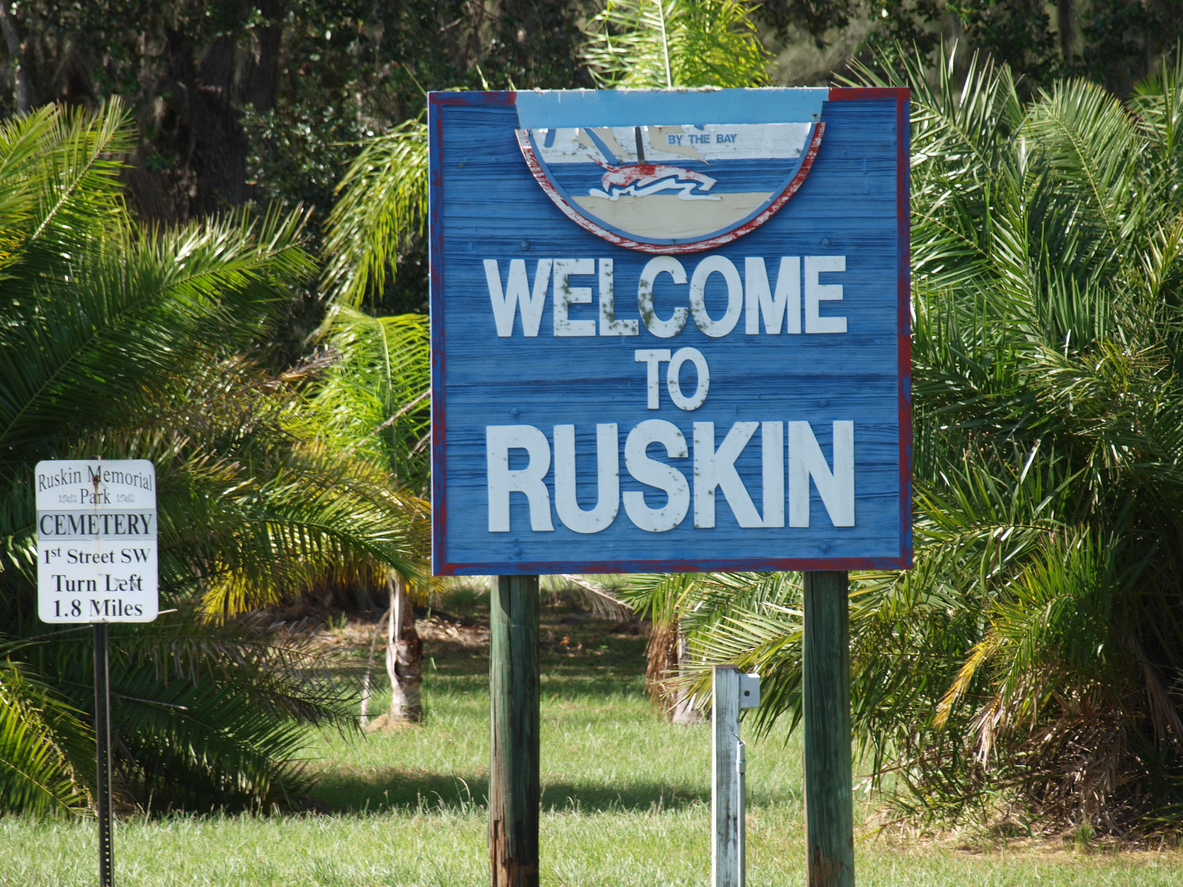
430 87 911 576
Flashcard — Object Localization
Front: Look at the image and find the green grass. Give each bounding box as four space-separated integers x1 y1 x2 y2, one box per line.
4 594 1183 885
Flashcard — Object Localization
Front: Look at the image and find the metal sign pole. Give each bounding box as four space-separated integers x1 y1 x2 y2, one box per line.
489 575 540 887
712 666 741 887
713 668 760 887
94 622 114 887
737 739 747 887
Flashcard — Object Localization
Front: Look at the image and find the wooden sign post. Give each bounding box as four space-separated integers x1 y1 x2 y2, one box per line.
429 88 910 885
489 575 541 887
803 571 854 887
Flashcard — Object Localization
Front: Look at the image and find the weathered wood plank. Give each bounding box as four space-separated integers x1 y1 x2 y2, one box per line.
489 575 540 887
803 570 854 887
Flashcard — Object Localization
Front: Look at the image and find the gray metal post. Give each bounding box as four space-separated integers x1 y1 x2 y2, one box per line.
94 623 114 887
712 666 740 887
489 575 540 887
737 739 747 887
803 571 854 887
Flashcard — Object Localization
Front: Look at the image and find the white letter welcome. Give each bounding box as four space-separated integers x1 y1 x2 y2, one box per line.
485 259 552 337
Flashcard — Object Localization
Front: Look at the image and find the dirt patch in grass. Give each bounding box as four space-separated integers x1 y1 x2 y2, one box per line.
298 587 649 679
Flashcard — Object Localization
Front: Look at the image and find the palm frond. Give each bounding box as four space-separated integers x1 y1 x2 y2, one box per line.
30 614 358 810
0 663 91 816
581 0 771 89
1023 79 1148 258
321 119 428 310
308 308 431 491
0 100 132 297
0 205 313 456
0 98 416 815
200 442 428 618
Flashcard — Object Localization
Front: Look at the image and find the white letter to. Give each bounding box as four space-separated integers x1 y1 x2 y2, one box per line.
804 255 846 334
486 425 554 532
599 259 638 336
635 349 671 409
788 421 854 527
666 347 710 411
624 420 690 532
689 255 743 337
745 257 800 334
485 259 552 337
554 424 620 534
693 422 762 528
637 256 688 338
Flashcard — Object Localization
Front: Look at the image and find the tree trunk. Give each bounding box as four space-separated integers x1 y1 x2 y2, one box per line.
669 630 704 725
359 612 384 729
142 3 286 222
0 1 31 113
646 616 703 724
386 573 422 722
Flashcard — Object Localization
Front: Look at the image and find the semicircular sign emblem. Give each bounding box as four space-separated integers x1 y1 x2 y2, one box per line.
516 121 824 254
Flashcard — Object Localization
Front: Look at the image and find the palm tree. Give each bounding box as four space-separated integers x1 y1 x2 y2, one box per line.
581 0 772 89
677 49 1183 832
321 118 429 315
578 1 775 717
315 97 437 723
0 100 424 813
312 1 775 727
302 307 431 724
618 572 798 724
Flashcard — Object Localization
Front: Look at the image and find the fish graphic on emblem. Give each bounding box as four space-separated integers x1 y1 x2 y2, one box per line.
516 121 824 253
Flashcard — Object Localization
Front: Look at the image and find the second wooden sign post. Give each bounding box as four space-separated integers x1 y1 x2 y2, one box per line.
804 570 854 886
